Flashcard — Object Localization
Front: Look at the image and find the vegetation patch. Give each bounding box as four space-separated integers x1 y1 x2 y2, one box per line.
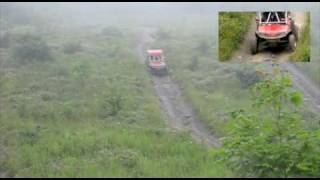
11 33 52 62
219 12 254 61
290 15 310 62
217 69 320 177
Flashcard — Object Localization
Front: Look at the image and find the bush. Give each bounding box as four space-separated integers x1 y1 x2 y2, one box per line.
217 69 320 177
233 64 261 88
117 149 139 169
63 41 82 54
12 34 52 62
99 86 124 119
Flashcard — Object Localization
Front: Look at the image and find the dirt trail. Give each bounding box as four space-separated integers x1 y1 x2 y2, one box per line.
231 12 307 63
137 27 220 148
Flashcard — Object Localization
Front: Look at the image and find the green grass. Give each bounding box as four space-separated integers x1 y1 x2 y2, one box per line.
219 12 254 61
0 23 232 177
290 15 310 62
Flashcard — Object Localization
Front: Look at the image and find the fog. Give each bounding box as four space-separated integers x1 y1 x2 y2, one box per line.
1 2 319 59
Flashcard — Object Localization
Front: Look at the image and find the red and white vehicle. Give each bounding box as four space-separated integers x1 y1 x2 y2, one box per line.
251 11 298 54
145 49 168 75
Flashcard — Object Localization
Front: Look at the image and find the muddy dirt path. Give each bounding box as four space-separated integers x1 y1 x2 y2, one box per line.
137 27 220 148
230 12 307 63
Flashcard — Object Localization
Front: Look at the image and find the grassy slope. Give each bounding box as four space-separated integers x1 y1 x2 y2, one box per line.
290 15 310 62
0 24 231 177
219 12 254 61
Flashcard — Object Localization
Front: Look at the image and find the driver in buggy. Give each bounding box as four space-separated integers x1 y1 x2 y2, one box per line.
261 12 286 23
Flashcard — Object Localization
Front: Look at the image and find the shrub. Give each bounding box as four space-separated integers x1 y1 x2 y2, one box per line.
217 68 320 177
100 94 123 118
233 64 261 88
12 34 52 62
63 41 82 54
117 149 139 169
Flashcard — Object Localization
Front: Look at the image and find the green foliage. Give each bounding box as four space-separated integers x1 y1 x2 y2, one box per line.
219 12 253 61
290 15 310 62
100 89 123 118
116 149 139 169
11 34 52 62
217 68 320 177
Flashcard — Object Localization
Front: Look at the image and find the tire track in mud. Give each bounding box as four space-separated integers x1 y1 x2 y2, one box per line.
137 27 220 148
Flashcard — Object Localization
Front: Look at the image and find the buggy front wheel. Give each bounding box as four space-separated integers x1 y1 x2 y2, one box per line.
289 34 297 51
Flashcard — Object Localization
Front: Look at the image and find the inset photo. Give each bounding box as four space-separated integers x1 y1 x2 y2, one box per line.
219 11 310 63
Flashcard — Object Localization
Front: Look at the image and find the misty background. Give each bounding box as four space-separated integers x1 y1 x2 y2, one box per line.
1 2 319 60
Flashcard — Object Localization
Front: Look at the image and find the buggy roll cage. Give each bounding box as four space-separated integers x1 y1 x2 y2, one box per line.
257 11 290 24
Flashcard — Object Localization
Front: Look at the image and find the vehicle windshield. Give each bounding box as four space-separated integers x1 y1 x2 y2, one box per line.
260 11 287 24
149 55 162 62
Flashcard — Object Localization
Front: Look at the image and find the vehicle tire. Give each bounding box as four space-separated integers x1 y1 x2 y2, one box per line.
289 34 297 51
293 24 299 41
291 20 298 39
250 36 259 55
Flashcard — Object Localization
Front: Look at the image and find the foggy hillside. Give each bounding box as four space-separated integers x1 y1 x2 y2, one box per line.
0 2 320 178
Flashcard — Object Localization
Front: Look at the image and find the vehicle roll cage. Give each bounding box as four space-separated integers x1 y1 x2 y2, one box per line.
257 11 289 24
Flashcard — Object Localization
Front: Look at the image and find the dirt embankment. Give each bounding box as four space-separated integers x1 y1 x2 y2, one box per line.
137 28 220 148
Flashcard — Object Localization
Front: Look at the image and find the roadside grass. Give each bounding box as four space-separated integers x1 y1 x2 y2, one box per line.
0 24 231 177
290 15 310 62
218 12 254 62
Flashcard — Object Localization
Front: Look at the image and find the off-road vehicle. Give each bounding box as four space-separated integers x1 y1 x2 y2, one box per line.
251 11 298 54
145 49 168 76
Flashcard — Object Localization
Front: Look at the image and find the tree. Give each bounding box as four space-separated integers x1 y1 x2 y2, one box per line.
217 68 320 177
